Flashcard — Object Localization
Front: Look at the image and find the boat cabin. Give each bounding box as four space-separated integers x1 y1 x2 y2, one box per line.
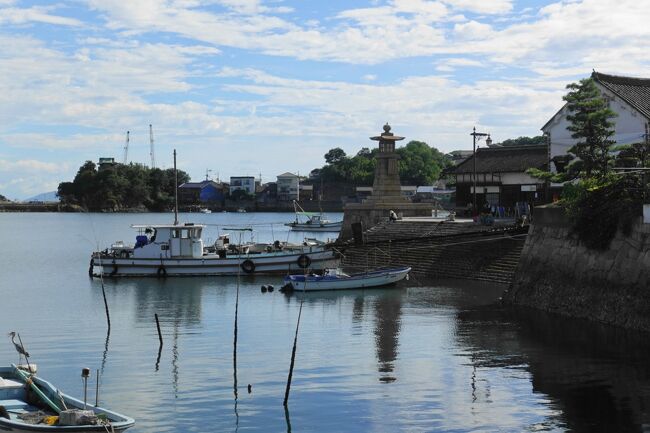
130 224 205 259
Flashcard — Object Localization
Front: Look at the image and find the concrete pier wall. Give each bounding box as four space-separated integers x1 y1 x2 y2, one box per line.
505 206 650 331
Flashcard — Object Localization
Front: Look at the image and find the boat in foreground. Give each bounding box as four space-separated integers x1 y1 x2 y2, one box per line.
90 224 340 277
0 365 134 432
282 266 411 291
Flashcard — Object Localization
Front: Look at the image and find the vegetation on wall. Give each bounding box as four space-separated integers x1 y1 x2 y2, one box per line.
58 161 190 211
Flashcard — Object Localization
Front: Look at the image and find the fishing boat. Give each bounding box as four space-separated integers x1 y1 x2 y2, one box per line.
90 224 340 277
199 208 211 214
281 266 411 291
0 365 134 432
285 201 342 232
88 151 340 277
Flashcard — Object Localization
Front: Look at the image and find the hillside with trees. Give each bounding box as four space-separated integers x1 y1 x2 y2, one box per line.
58 161 189 211
318 140 451 186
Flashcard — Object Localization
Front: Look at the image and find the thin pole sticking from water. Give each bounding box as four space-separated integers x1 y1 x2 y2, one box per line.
155 313 163 371
283 275 307 407
233 231 243 424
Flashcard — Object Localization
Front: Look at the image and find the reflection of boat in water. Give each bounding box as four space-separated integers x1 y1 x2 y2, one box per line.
0 364 135 432
90 224 340 277
282 266 411 291
285 201 342 232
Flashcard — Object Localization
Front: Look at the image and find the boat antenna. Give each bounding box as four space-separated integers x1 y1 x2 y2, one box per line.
174 149 179 226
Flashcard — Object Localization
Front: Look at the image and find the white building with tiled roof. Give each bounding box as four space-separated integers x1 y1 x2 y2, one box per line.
542 71 650 173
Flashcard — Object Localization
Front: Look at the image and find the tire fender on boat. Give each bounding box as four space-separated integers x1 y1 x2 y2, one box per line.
88 258 95 277
297 254 311 269
241 259 255 274
110 260 118 276
157 266 167 278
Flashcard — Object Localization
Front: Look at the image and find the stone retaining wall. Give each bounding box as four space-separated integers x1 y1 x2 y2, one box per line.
505 206 650 331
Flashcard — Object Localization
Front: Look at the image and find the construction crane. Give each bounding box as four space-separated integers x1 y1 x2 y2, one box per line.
122 131 130 165
149 124 156 168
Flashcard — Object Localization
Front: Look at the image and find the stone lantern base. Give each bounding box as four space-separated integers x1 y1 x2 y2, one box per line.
340 201 433 240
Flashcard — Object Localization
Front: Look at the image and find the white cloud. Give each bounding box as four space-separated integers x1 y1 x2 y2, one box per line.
442 0 513 14
0 5 83 26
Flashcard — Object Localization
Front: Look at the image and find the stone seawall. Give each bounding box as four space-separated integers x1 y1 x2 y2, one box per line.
505 206 650 331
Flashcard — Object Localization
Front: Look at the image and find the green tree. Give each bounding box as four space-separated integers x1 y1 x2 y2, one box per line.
499 136 546 146
324 148 347 164
564 78 617 178
397 141 450 185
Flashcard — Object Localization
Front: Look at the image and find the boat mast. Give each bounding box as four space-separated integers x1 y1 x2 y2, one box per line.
174 149 179 226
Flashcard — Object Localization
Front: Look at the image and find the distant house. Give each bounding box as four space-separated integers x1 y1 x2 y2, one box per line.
543 71 650 174
450 145 548 211
178 180 226 205
98 157 117 171
277 172 299 201
229 176 256 197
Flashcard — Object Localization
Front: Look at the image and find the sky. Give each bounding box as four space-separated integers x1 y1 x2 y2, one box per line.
0 0 649 199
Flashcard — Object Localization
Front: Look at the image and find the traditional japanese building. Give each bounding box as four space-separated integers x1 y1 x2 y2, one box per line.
451 144 549 213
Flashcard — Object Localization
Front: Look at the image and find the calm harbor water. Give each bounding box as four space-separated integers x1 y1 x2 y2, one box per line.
1 212 650 432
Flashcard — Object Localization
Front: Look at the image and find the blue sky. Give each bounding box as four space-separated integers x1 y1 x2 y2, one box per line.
1 0 649 199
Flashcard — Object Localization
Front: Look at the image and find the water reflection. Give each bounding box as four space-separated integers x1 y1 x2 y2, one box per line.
455 306 650 432
373 292 402 383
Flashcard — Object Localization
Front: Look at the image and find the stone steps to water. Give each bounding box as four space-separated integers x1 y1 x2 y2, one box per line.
340 220 527 284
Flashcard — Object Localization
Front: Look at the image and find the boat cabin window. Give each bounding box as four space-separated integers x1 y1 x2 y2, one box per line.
172 228 202 239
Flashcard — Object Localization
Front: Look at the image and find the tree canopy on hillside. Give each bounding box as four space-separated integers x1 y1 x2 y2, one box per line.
318 140 451 186
58 161 190 211
498 136 546 146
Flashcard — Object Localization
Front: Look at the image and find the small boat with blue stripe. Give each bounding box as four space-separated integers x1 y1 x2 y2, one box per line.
282 266 411 292
0 365 134 432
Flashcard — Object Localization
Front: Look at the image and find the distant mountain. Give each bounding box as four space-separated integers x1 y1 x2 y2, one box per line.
24 191 59 203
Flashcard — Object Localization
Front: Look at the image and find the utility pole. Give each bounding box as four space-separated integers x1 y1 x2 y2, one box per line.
470 127 489 216
173 149 179 226
149 124 156 169
123 131 130 165
205 169 212 181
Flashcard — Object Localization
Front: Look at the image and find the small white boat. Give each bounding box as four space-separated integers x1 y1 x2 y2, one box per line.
90 224 340 277
0 365 134 432
199 208 211 214
236 208 246 213
282 266 411 291
285 201 342 232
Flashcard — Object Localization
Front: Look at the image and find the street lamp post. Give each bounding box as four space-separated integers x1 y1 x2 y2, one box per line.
470 127 490 216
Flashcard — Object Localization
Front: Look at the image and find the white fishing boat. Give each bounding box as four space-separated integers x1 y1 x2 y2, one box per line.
285 201 342 232
0 365 134 432
90 224 340 277
199 208 211 214
90 151 340 277
282 266 411 291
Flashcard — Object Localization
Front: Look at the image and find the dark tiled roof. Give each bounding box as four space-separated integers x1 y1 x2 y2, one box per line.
593 71 650 119
452 145 548 174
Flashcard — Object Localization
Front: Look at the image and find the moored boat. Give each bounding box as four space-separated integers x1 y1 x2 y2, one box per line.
285 201 342 232
282 266 411 291
90 224 340 277
0 365 134 432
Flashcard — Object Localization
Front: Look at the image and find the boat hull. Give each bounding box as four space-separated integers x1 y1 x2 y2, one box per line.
0 366 134 432
285 222 342 232
284 267 411 291
91 250 340 277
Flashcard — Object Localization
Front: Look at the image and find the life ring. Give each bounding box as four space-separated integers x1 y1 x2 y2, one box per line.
157 266 167 278
241 259 255 274
297 254 311 269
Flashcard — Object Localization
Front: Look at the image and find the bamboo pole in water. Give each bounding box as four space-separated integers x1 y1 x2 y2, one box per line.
283 275 307 407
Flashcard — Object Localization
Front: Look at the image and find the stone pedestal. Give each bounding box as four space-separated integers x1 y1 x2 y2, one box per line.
340 124 433 240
